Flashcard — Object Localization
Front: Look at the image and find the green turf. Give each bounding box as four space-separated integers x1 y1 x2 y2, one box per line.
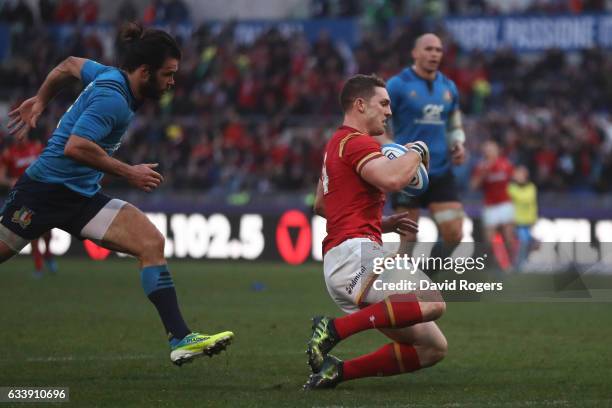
1 258 611 407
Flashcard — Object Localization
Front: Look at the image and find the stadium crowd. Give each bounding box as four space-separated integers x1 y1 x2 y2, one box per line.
1 0 611 194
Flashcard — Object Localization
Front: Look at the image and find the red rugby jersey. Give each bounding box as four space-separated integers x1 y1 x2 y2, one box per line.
321 126 385 255
1 141 43 181
474 157 513 205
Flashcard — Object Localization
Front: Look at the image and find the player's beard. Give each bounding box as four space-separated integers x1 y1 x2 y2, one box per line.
141 76 164 100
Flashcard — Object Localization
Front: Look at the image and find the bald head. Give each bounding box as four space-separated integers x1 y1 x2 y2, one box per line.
413 33 442 51
412 33 443 78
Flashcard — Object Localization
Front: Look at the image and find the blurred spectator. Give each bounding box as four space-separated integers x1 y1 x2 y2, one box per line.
0 6 611 195
142 0 161 24
39 0 57 23
338 0 361 16
164 0 189 23
80 0 99 23
117 0 138 23
141 0 190 24
311 0 331 17
0 0 34 26
54 0 78 23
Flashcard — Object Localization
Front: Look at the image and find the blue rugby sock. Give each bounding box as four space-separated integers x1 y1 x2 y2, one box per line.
141 265 190 341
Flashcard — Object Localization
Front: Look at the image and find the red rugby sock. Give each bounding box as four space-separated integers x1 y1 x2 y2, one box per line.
32 240 43 272
343 343 421 380
333 294 423 339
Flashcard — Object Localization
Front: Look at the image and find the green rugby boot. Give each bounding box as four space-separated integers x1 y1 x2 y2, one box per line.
170 331 234 366
303 355 343 390
306 316 340 373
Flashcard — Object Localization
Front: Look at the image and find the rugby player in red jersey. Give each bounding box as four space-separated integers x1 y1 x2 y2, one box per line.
0 136 57 276
304 74 447 389
471 140 515 269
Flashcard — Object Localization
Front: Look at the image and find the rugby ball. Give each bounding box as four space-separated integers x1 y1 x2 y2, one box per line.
381 143 429 197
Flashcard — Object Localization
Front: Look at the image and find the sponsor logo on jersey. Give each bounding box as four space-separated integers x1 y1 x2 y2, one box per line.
415 104 445 125
12 206 34 229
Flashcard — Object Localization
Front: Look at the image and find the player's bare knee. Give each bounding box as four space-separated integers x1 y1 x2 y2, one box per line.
431 300 446 320
419 300 446 321
414 341 446 368
142 231 165 256
427 339 448 366
0 241 17 263
0 250 15 263
435 332 448 357
441 227 462 244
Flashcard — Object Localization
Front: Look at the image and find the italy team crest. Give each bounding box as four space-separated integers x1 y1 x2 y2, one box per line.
444 90 452 101
12 206 34 229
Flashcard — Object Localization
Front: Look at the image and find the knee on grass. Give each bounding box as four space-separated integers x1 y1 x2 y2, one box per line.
416 336 448 367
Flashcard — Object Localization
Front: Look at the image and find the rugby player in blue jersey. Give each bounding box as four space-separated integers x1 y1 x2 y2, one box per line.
385 33 467 261
1 22 233 365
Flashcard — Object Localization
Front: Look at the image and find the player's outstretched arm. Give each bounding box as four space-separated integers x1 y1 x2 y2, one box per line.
34 56 88 105
64 135 164 193
8 57 88 140
360 149 423 192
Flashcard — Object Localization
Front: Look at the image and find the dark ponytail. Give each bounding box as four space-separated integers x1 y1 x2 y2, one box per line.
118 21 144 44
116 21 181 73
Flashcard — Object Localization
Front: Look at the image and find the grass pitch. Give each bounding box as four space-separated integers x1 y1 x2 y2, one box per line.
1 258 611 407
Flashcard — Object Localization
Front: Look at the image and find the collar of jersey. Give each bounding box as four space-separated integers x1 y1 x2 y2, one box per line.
407 67 438 83
338 125 363 134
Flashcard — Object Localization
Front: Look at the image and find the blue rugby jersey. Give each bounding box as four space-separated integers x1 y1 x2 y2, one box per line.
27 60 137 197
387 67 459 178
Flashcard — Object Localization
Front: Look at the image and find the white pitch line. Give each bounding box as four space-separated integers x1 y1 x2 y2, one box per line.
0 350 308 364
28 354 154 362
311 400 611 408
0 354 156 363
406 400 610 408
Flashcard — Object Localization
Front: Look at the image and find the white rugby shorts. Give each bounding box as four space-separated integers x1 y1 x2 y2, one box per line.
482 202 514 227
323 238 431 314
